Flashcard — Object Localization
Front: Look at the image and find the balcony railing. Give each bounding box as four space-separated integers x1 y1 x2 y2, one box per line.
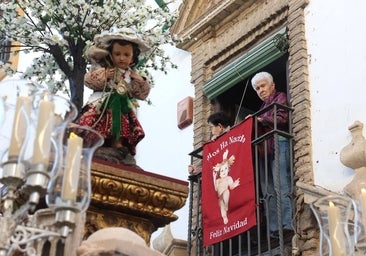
187 103 294 256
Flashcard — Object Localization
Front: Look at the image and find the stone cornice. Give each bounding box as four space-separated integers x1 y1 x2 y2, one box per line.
172 0 233 37
172 0 256 49
297 181 335 205
90 159 189 227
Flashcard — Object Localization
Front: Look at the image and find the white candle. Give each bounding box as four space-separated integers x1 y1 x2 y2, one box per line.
61 132 83 201
360 188 366 231
328 201 346 256
8 96 32 157
32 97 55 167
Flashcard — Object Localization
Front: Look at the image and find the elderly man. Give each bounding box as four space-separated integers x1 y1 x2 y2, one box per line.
251 71 292 240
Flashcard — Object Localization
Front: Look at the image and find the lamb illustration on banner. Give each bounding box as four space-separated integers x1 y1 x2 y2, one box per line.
212 149 240 224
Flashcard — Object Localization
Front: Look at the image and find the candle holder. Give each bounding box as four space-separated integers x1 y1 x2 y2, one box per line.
344 180 366 253
46 125 104 237
0 100 30 190
0 81 34 219
0 79 35 170
23 91 78 208
310 195 355 256
0 79 103 255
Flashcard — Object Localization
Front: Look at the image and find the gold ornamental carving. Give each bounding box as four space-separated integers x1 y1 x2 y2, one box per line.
85 208 155 244
87 160 189 243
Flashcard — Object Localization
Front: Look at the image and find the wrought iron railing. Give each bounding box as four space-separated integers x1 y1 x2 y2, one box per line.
187 103 294 256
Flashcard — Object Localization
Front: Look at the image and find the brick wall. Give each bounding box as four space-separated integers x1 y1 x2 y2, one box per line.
287 0 319 255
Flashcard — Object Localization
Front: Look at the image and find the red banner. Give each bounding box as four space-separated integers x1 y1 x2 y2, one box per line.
202 117 256 246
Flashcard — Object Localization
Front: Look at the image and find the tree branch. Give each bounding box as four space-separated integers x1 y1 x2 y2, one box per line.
48 44 72 77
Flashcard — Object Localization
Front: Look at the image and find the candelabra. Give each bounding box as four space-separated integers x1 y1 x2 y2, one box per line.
0 80 103 256
310 195 355 256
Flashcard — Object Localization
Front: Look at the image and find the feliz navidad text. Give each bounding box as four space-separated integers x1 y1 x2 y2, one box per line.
206 134 246 161
209 217 248 240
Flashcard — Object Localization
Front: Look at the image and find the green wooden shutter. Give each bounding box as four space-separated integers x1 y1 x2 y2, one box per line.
202 28 288 99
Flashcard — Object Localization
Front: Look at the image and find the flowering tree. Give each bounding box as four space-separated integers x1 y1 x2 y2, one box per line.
0 0 179 112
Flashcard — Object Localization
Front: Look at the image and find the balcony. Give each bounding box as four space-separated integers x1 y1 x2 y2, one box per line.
187 103 294 256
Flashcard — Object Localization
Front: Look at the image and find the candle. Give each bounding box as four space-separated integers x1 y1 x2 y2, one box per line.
32 97 55 167
8 96 32 157
360 188 366 231
328 201 346 256
61 132 83 201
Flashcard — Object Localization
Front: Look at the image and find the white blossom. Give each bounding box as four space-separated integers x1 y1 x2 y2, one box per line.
0 0 181 105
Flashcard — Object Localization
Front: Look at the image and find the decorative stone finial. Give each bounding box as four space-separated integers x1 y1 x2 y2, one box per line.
340 121 366 169
341 121 366 197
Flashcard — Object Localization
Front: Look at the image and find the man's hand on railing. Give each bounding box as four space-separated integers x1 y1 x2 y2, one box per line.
246 114 263 122
188 164 201 175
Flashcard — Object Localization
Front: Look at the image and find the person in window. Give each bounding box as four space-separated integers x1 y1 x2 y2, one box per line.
250 71 292 239
188 111 231 175
77 28 151 164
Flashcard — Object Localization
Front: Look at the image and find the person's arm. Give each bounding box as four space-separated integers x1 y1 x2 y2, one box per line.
213 171 218 191
188 164 201 175
229 177 240 189
84 68 110 91
260 92 288 127
129 70 151 100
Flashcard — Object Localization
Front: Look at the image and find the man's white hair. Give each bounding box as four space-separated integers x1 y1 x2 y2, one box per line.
251 71 274 89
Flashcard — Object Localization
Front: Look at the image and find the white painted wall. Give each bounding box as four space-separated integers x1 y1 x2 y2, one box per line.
305 0 366 192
